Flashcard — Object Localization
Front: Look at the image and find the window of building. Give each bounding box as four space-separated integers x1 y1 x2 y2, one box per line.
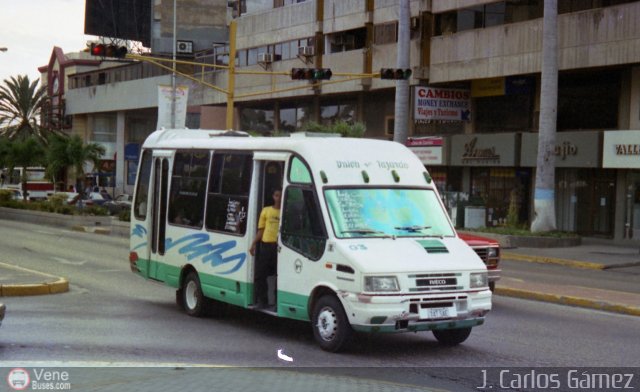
320 102 356 125
168 150 210 228
327 28 366 54
279 103 312 132
475 94 533 133
240 107 275 133
206 153 253 235
93 114 116 143
557 71 620 131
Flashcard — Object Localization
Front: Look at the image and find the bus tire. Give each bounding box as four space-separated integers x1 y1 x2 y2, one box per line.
489 281 495 292
182 271 206 317
432 327 472 346
311 295 352 352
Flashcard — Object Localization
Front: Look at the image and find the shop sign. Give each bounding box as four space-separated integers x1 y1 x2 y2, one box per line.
471 76 534 98
406 136 445 165
451 133 518 167
471 78 504 97
520 131 599 168
125 143 140 161
414 87 471 123
603 130 640 168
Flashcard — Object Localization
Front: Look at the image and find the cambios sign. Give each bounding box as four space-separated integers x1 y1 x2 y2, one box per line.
414 87 471 122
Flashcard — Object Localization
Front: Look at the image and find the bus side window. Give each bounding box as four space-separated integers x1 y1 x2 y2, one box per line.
168 150 209 228
134 150 153 220
281 187 326 261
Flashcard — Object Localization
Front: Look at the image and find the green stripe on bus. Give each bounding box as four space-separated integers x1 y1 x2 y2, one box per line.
137 258 311 321
276 291 310 321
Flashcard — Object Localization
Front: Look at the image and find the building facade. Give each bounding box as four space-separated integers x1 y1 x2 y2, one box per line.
54 0 640 243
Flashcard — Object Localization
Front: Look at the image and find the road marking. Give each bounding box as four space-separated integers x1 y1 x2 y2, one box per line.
51 257 86 266
277 349 294 362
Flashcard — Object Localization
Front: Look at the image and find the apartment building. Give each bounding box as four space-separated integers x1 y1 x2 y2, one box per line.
54 0 640 242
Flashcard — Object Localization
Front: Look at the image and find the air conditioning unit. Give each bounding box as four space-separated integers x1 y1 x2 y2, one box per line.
176 40 194 55
258 52 274 63
298 46 314 56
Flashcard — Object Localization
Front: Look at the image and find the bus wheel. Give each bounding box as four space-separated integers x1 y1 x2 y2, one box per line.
182 271 206 317
311 295 352 352
432 327 472 346
489 282 495 292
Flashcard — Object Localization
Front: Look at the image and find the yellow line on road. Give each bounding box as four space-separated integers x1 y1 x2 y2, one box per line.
501 252 605 270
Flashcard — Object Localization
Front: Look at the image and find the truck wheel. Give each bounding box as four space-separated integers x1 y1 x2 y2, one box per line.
433 327 472 346
312 295 352 352
182 271 206 317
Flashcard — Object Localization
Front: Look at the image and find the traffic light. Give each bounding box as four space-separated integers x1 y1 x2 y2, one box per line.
291 68 332 80
90 43 128 59
380 68 412 80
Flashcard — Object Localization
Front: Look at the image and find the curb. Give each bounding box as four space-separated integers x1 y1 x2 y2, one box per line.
71 225 112 235
495 287 640 317
0 262 69 297
501 251 606 270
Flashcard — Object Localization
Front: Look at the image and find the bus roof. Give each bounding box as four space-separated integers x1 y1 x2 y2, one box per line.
143 129 434 187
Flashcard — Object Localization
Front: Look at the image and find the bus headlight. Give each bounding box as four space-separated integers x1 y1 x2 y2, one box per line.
364 276 400 292
470 272 488 289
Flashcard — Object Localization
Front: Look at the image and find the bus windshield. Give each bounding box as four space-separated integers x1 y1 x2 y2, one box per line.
324 188 455 239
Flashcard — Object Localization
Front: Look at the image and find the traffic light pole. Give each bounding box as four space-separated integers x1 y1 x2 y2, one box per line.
226 21 237 130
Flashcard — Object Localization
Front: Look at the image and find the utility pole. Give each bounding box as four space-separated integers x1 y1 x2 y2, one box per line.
393 0 410 144
531 0 559 232
171 0 177 129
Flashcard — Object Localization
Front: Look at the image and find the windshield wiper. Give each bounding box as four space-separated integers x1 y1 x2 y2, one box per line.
341 229 386 235
394 225 432 232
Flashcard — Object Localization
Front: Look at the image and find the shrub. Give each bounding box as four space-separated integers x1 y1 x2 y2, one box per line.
82 206 108 216
118 209 131 222
0 189 13 204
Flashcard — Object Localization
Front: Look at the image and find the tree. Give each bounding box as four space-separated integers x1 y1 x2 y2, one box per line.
393 0 410 144
4 137 45 200
45 134 105 192
531 0 558 232
0 75 50 143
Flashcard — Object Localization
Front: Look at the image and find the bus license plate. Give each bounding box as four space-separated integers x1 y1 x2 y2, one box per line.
420 306 457 320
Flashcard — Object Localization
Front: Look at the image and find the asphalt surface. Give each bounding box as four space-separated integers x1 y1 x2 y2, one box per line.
1 228 639 317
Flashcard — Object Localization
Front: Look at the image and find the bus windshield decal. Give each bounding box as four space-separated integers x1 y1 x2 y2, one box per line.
165 233 246 275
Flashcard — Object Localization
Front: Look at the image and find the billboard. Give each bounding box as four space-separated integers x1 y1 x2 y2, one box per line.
85 0 151 47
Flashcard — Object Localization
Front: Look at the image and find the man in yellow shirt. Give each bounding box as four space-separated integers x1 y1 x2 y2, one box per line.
250 188 282 309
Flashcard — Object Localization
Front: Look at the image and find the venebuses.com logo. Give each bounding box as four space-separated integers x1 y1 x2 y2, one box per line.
6 368 30 391
6 368 71 391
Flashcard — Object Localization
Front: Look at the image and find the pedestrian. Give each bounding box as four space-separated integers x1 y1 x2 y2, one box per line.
249 188 282 309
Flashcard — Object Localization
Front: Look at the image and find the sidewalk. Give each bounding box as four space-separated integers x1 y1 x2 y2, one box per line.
0 261 69 296
498 239 640 316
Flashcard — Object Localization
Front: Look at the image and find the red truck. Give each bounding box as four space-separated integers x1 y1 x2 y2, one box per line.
458 233 501 291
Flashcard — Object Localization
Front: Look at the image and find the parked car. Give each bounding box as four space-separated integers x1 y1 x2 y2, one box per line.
459 233 501 291
104 193 132 215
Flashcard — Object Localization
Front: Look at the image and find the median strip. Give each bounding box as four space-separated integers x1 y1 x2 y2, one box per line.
501 251 606 270
0 261 69 296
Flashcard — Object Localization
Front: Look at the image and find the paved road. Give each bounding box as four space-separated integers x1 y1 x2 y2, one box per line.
1 219 639 390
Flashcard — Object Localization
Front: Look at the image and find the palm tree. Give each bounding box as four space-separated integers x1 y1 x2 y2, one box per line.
45 134 105 192
531 0 558 232
0 75 49 142
393 0 410 144
4 137 45 200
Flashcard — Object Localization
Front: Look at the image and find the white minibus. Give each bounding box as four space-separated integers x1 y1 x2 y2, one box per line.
129 129 492 352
